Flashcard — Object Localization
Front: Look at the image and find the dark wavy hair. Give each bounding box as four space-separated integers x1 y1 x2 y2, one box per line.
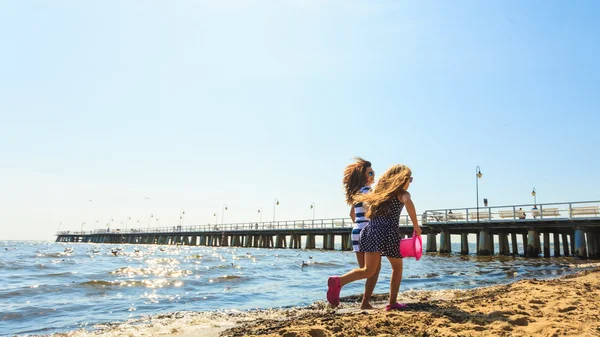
343 157 372 205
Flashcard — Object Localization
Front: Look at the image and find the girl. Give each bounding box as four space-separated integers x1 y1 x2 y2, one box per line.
343 157 380 309
327 164 422 310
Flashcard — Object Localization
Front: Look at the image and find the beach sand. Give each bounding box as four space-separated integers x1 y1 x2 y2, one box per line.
223 268 600 337
51 268 600 337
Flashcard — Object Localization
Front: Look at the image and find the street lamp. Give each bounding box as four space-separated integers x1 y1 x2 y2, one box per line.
273 198 280 222
222 204 228 225
213 212 218 224
81 221 86 234
476 166 483 224
310 202 315 220
148 213 154 228
125 216 131 231
258 208 262 223
179 210 185 229
531 187 537 206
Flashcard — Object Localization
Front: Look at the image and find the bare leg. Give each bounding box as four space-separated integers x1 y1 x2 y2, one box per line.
387 257 403 306
340 252 381 287
361 255 381 309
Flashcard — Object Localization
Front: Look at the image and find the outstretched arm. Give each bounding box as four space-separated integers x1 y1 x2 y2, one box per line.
399 191 422 236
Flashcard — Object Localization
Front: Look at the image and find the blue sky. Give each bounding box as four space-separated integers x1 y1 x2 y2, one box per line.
1 1 599 240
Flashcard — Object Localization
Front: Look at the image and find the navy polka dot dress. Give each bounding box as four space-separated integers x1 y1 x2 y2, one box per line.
359 197 404 258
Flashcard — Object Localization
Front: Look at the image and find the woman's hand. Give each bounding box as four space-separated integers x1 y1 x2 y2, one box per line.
413 226 422 236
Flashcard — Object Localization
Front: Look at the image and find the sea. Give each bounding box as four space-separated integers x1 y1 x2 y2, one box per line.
1 240 598 337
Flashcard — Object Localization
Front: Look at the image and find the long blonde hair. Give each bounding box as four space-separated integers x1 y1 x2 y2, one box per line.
342 157 372 205
354 164 412 218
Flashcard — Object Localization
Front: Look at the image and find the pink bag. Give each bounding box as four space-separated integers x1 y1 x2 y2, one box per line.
400 231 422 260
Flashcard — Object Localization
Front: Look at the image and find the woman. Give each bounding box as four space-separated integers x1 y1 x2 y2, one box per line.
329 164 422 310
342 157 379 309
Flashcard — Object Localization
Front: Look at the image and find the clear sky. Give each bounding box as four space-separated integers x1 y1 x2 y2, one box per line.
1 1 599 241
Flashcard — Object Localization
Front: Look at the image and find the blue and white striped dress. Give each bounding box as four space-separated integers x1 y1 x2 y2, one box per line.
351 186 371 252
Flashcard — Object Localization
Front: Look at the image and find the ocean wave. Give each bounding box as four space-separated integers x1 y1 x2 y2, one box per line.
110 266 192 278
208 275 244 283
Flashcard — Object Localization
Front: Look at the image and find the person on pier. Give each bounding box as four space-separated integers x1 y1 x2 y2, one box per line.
342 157 378 309
328 164 422 311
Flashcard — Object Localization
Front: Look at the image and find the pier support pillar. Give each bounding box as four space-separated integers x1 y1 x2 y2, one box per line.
460 233 469 255
439 231 451 254
341 234 352 251
543 232 551 258
345 234 353 251
487 233 495 255
327 234 335 250
499 233 510 255
521 234 527 256
304 234 313 249
562 233 570 256
527 229 540 257
478 231 491 256
275 235 284 248
574 229 588 259
222 235 230 247
586 232 598 259
511 233 519 255
553 233 560 257
426 233 437 253
295 235 302 249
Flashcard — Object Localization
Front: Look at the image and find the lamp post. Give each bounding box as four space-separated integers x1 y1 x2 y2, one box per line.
310 202 315 220
476 166 483 224
125 216 131 231
147 213 154 228
81 221 86 234
222 204 228 225
179 210 185 229
531 187 537 206
273 198 280 222
258 208 262 223
213 212 218 225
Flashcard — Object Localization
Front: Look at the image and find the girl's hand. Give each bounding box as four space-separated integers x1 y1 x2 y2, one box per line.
413 226 422 236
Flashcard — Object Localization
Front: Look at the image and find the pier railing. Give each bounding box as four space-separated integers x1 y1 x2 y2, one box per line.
55 216 414 236
423 200 600 225
56 200 600 236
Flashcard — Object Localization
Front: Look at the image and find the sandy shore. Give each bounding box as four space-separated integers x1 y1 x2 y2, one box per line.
223 268 600 337
51 268 600 337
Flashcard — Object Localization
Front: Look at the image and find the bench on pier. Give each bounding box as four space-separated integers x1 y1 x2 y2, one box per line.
428 212 446 222
334 221 345 227
531 207 561 217
469 211 491 220
499 210 526 219
294 221 307 228
448 213 465 221
570 206 600 216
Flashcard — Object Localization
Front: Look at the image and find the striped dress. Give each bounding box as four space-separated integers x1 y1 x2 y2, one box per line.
351 186 371 252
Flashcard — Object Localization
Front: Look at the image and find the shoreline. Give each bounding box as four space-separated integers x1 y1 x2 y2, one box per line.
48 268 600 337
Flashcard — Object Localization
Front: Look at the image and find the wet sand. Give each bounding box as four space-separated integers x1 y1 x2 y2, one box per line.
50 268 600 337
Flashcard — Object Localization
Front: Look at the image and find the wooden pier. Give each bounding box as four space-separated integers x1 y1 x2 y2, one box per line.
56 200 600 259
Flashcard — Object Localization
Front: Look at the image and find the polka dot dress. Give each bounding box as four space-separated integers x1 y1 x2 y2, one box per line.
359 197 405 258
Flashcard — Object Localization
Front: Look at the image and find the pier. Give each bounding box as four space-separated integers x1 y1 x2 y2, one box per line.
56 200 600 258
